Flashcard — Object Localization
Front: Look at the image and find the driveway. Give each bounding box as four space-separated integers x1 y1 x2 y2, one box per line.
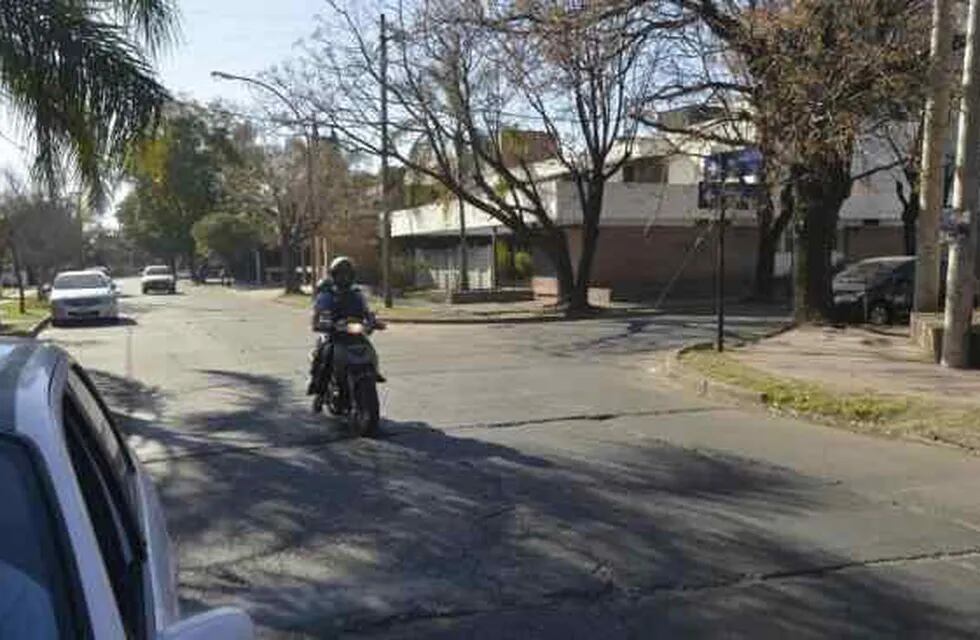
44 279 980 638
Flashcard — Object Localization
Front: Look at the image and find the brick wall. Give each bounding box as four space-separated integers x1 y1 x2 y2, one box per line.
531 224 758 300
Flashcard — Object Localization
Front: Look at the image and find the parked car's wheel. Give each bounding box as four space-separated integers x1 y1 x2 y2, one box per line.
867 302 891 326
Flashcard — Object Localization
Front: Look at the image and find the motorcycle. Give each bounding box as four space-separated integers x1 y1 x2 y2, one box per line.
311 314 385 437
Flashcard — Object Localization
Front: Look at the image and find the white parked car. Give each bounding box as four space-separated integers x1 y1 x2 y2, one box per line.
0 340 254 639
50 271 119 326
141 266 177 295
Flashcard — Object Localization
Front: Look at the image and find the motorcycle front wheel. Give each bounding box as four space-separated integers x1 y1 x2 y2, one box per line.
326 377 344 416
351 376 380 437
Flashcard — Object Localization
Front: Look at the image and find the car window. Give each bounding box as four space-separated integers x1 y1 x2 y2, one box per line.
53 274 108 290
63 393 145 639
143 267 171 276
66 370 136 506
0 436 85 640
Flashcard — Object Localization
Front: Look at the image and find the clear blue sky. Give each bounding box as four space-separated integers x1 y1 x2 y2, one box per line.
160 0 325 104
0 0 325 189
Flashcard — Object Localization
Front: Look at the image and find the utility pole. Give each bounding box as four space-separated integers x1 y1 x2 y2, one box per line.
942 0 980 368
380 13 393 308
309 120 322 282
915 0 955 313
716 193 726 353
76 190 85 268
455 132 469 292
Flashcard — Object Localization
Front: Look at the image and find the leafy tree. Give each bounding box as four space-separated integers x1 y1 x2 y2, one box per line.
192 212 263 276
120 105 237 270
0 0 177 198
0 182 81 311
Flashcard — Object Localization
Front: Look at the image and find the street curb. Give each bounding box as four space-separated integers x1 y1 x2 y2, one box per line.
663 344 769 407
374 306 794 326
27 316 51 337
274 294 671 325
662 322 797 407
0 314 52 339
380 309 666 325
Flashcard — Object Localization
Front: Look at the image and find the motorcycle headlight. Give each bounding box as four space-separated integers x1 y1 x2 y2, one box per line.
347 323 365 335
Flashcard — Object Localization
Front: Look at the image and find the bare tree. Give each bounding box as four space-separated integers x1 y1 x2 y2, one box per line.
288 0 661 313
637 0 931 320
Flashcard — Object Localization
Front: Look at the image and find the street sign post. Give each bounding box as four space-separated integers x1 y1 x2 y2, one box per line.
700 148 765 352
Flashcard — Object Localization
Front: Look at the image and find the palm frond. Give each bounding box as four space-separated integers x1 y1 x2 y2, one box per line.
0 0 173 203
101 0 183 56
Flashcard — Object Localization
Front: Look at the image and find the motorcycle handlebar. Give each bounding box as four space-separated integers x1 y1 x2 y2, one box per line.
315 316 385 334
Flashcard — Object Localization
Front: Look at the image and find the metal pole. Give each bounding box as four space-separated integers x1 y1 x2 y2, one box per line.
309 121 321 282
490 226 498 290
717 194 726 353
76 191 85 268
380 13 393 308
458 195 468 291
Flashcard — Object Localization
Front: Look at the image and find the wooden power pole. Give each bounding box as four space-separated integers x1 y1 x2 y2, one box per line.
942 0 980 368
380 13 393 308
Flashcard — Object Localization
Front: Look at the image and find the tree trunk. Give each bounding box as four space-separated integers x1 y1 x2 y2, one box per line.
754 226 778 301
902 192 919 256
754 193 775 300
916 0 955 313
11 242 25 315
942 0 980 368
568 184 604 314
534 227 575 309
570 224 601 313
752 128 782 301
282 234 300 294
792 161 850 323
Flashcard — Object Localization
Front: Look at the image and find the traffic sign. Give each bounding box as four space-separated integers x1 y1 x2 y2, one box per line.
698 182 767 210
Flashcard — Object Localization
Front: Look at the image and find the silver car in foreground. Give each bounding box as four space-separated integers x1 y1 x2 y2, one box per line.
0 340 254 639
50 271 119 325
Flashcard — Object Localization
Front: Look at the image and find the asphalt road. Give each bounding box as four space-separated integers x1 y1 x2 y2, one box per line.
44 279 980 639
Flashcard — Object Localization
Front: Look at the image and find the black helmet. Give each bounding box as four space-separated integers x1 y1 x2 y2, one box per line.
329 256 355 289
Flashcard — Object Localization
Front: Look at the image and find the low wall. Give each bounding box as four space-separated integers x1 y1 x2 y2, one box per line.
910 312 980 366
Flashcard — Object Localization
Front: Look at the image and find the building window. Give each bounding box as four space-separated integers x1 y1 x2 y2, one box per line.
622 157 667 183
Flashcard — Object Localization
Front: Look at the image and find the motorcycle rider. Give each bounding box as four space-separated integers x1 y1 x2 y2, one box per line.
307 256 383 398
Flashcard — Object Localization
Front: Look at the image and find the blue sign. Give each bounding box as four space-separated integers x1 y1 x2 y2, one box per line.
704 147 763 183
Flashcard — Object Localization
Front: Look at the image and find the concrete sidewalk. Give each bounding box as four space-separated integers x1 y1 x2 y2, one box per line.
736 325 980 408
228 283 791 324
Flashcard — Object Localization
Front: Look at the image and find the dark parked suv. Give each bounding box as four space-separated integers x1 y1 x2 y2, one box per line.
832 256 916 325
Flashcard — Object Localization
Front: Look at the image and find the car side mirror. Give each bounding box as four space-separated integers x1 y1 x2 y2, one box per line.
158 608 254 640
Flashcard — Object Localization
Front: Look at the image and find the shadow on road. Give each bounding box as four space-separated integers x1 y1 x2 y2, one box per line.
86 367 978 639
52 317 138 329
514 314 786 359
